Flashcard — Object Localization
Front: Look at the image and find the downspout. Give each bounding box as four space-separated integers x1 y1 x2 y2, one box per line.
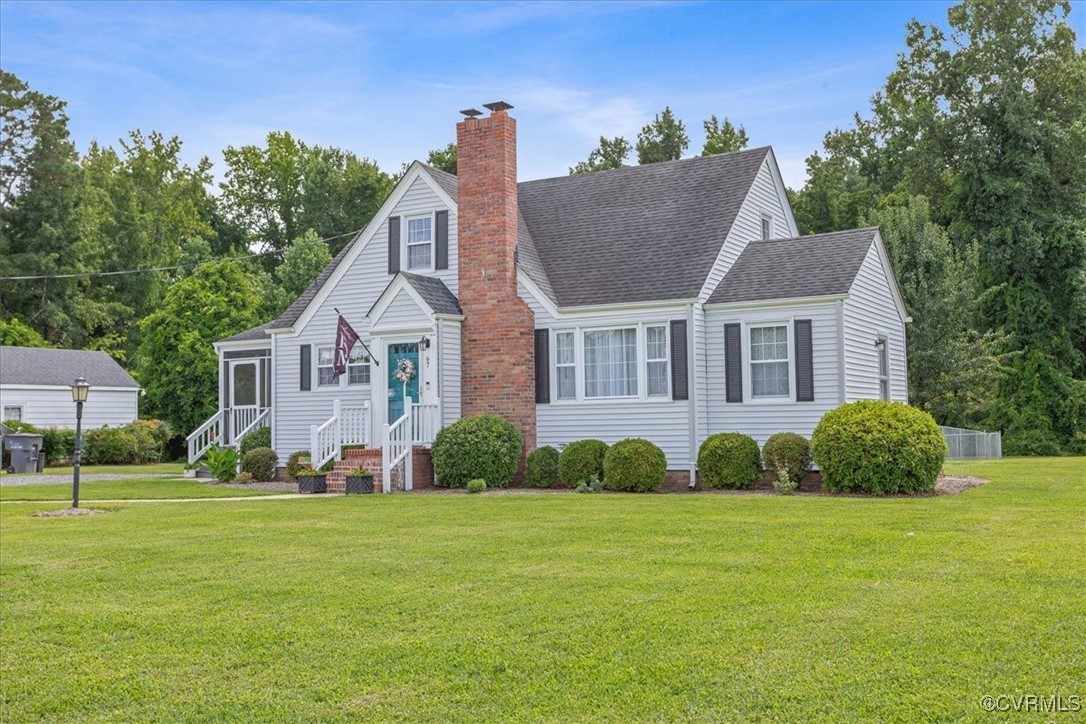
270 333 277 459
687 303 698 488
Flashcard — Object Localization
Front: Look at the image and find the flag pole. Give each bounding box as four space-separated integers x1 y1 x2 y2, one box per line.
335 307 379 366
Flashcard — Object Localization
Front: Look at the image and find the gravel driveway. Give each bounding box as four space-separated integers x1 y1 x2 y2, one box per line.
0 473 176 486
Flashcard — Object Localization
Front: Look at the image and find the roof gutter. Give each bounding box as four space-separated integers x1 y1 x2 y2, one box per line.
703 293 848 312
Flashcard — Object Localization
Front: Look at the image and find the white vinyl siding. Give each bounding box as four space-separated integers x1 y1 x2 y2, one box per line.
370 288 431 332
842 240 908 403
749 324 790 398
437 318 462 428
0 386 138 429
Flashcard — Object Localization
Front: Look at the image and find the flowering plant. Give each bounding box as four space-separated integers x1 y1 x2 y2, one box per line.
395 358 416 385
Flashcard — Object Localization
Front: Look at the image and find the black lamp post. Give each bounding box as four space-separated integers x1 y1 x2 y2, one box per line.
70 377 90 509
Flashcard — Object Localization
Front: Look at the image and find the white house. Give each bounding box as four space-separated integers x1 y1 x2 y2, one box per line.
190 103 908 491
0 346 140 428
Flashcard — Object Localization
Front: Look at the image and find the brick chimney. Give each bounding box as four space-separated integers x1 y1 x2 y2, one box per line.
456 102 537 464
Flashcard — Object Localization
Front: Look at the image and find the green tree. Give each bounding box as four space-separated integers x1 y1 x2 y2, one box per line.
426 142 457 175
569 136 632 174
276 228 332 299
701 115 749 156
0 317 51 347
136 260 265 435
636 107 689 164
791 148 880 235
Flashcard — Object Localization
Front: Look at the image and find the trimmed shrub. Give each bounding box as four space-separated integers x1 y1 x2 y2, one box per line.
242 447 278 482
431 414 522 488
558 439 608 487
603 438 666 492
698 433 761 489
467 479 487 494
239 426 272 456
525 445 560 488
286 451 311 481
812 400 946 495
762 432 811 485
41 427 76 465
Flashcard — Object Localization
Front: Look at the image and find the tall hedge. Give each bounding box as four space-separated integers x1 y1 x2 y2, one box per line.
431 414 522 488
812 400 946 495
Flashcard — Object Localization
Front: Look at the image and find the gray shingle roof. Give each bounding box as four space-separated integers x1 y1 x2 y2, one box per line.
0 346 139 388
218 321 275 344
518 147 770 306
401 273 462 315
707 228 878 305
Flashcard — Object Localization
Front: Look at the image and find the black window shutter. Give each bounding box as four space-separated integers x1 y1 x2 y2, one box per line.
724 323 743 403
795 319 814 402
388 216 401 274
435 210 449 270
670 320 689 401
299 344 312 391
534 329 550 404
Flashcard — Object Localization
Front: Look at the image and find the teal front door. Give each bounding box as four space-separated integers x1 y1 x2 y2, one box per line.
387 343 420 423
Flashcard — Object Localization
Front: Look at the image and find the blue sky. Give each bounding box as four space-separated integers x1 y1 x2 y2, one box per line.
3 1 1084 189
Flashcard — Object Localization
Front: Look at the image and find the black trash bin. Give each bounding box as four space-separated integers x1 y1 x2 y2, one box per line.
3 432 44 474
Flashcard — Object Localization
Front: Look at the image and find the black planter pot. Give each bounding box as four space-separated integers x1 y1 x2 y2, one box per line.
296 474 327 494
345 474 375 494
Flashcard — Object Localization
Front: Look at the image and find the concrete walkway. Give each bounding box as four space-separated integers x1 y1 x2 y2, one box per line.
0 493 333 504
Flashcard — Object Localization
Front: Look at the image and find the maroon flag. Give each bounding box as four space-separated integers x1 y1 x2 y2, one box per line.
333 314 361 378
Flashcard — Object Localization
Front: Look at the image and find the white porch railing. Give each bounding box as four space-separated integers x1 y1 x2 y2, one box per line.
233 408 270 449
383 396 414 494
340 403 372 447
187 410 223 464
310 400 373 471
411 401 441 445
231 406 263 441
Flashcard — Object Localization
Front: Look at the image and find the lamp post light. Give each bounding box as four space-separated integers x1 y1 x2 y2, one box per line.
70 377 90 509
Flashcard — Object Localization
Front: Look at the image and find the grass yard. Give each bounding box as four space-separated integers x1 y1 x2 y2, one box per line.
1 458 1083 721
1 462 185 477
0 478 284 502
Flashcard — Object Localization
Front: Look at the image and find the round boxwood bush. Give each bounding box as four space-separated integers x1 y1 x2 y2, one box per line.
242 447 278 482
467 479 487 494
698 433 761 489
762 432 811 484
603 438 666 492
239 427 272 455
525 445 560 488
431 414 522 488
812 400 946 495
558 439 609 487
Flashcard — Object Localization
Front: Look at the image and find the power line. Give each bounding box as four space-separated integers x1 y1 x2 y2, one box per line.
0 228 362 281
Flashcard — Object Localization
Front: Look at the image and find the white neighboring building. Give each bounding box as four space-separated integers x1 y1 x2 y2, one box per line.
0 346 140 428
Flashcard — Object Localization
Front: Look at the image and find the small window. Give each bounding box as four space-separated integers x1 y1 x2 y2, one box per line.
584 328 638 398
750 325 789 399
316 346 337 387
555 331 576 400
348 346 371 385
646 325 669 397
760 214 773 240
3 405 23 422
406 215 432 270
876 338 890 401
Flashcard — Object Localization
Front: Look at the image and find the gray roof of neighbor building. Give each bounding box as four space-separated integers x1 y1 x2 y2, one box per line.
518 147 771 306
218 321 275 344
401 273 462 315
707 228 878 305
0 346 140 388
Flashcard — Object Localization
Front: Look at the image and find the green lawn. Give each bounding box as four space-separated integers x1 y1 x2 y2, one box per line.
1 458 1083 721
1 462 185 477
0 478 283 501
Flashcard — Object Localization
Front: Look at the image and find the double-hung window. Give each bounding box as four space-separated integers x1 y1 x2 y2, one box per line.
406 215 432 270
584 328 638 398
646 325 669 397
750 325 790 399
876 337 890 401
555 331 576 400
348 346 371 385
316 346 337 387
760 213 773 240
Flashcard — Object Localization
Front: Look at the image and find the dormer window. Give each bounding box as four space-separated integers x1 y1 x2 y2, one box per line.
760 213 773 240
406 215 433 270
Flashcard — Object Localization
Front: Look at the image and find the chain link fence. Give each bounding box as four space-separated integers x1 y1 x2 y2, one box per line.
941 426 1002 460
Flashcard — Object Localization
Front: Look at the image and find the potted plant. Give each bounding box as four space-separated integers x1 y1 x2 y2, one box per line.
344 466 375 494
295 462 327 494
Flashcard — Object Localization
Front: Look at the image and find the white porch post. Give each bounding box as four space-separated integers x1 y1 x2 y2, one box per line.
405 395 414 491
333 399 342 462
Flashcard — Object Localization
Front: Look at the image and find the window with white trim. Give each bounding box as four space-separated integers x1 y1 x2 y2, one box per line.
555 331 576 401
406 215 432 270
316 346 337 387
750 325 790 398
3 405 23 422
348 346 371 385
876 337 890 401
584 328 638 398
760 213 773 240
646 325 669 397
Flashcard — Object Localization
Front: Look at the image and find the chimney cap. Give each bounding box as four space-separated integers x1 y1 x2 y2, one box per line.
483 100 514 113
459 108 483 119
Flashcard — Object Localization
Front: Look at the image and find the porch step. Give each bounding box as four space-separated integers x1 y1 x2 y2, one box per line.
326 448 383 494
